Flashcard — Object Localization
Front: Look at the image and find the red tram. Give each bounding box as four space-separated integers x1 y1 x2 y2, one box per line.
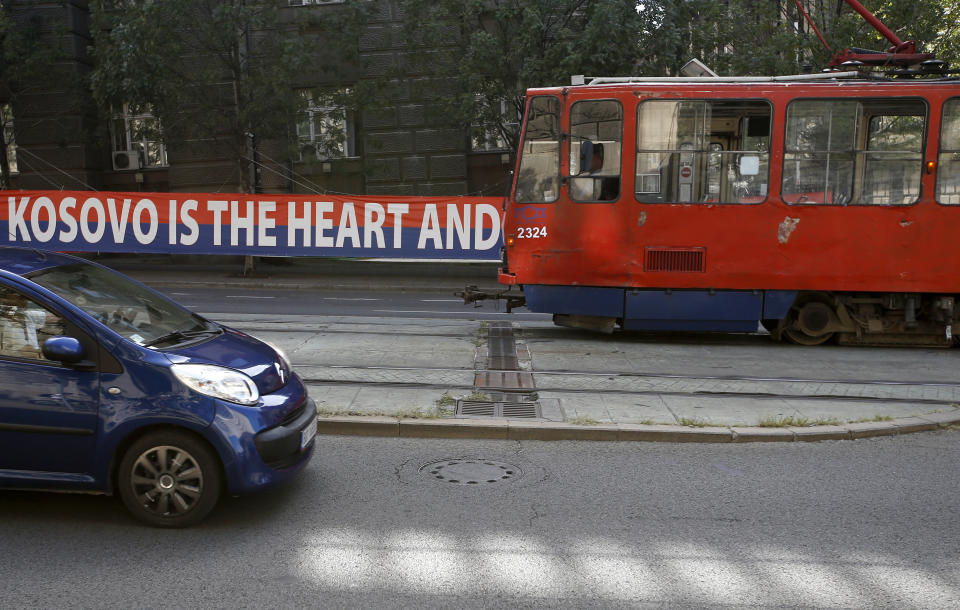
487 70 960 346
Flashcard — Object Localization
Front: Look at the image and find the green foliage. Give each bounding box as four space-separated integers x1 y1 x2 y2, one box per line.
637 1 960 76
399 0 642 153
89 0 369 191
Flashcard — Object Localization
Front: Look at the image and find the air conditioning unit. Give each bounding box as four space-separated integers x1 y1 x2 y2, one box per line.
112 150 141 171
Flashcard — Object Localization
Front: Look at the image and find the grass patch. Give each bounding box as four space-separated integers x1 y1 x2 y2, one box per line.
852 415 894 423
757 415 842 427
435 392 455 407
316 407 444 419
635 418 656 426
678 416 716 428
568 415 602 426
466 390 491 401
939 423 960 431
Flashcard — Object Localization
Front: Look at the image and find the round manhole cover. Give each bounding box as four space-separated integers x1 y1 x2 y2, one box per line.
420 459 523 485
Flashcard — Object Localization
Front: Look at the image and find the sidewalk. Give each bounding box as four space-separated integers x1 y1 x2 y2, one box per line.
98 255 960 443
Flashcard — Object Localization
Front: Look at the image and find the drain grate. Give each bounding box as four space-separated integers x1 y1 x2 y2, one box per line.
456 399 540 419
420 459 522 485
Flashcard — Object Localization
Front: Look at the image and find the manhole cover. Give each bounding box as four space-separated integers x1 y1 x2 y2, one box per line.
420 459 523 485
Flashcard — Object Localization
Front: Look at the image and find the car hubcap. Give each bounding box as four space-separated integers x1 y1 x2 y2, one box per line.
130 445 204 517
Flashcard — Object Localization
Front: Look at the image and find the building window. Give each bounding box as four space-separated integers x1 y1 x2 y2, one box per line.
111 103 168 170
471 98 521 152
296 89 355 160
1 103 17 176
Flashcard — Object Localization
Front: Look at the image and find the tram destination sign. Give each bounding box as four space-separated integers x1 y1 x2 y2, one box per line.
2 190 503 260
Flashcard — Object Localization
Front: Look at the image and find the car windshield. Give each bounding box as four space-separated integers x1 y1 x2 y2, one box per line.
28 262 215 347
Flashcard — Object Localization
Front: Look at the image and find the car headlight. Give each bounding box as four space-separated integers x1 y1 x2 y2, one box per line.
171 363 260 406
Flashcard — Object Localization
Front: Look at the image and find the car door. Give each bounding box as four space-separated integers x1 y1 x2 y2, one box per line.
0 283 100 477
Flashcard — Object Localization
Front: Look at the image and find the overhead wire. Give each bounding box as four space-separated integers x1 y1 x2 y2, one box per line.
14 148 100 191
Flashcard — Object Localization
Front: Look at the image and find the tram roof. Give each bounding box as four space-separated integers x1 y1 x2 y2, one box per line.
527 71 960 95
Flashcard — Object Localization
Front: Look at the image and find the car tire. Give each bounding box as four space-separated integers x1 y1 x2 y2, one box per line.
117 430 223 528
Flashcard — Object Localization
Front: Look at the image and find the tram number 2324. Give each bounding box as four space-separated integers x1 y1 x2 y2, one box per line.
517 226 548 239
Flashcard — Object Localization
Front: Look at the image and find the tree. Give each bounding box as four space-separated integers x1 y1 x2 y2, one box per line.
399 0 643 156
635 1 960 78
89 0 370 193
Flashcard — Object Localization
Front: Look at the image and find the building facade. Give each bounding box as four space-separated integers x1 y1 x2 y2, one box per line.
2 0 514 197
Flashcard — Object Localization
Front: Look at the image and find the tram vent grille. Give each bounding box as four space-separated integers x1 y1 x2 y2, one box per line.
644 247 706 273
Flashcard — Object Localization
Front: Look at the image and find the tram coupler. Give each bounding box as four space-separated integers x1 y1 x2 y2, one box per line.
456 285 526 313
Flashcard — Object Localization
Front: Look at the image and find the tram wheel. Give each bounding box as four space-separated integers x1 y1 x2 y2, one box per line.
782 293 837 346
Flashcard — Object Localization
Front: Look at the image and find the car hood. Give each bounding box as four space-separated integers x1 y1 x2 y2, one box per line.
163 328 291 395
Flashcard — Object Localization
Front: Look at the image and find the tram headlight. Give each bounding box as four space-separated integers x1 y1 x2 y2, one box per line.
506 234 516 246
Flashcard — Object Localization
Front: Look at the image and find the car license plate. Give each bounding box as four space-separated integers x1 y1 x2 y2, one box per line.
300 417 317 449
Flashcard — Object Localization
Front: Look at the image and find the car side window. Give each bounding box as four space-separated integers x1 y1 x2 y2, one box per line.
0 285 65 361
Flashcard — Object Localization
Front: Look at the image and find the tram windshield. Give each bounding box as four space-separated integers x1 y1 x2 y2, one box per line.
514 96 561 203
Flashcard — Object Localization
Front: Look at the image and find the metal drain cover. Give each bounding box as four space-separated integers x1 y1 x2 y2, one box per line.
420 459 522 485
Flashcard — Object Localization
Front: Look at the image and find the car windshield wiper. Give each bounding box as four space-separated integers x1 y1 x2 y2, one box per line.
143 327 223 348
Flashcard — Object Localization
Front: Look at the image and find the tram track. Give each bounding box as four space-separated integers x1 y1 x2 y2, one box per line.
296 363 960 406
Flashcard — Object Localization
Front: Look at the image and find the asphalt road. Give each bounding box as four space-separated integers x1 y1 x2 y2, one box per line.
2 432 959 608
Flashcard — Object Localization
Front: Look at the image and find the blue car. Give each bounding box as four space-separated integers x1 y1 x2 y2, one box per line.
0 247 316 527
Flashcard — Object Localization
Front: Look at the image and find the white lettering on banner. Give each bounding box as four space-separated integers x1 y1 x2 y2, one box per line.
231 201 254 247
168 201 177 245
180 200 199 246
80 197 106 243
3 195 500 254
288 201 311 247
258 201 276 248
446 203 469 250
8 196 30 241
475 203 500 250
107 198 131 242
336 203 360 248
364 203 386 248
316 202 334 247
133 199 158 245
59 197 77 243
387 203 408 248
208 200 228 246
30 197 56 243
417 204 441 249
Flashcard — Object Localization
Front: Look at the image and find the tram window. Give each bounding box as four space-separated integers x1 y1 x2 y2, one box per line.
936 98 960 204
569 100 622 202
635 100 771 204
783 99 924 206
514 96 561 204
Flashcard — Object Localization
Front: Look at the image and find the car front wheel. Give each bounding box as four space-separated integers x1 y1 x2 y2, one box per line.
118 430 222 527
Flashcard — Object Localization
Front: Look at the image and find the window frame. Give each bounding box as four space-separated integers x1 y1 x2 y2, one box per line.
1 103 17 177
111 103 169 169
936 97 960 206
567 98 624 204
634 98 773 206
782 96 927 207
296 89 357 162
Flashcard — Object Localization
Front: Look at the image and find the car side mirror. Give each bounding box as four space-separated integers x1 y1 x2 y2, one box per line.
42 336 86 364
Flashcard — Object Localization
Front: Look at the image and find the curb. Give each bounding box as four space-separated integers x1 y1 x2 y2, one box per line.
316 411 960 443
